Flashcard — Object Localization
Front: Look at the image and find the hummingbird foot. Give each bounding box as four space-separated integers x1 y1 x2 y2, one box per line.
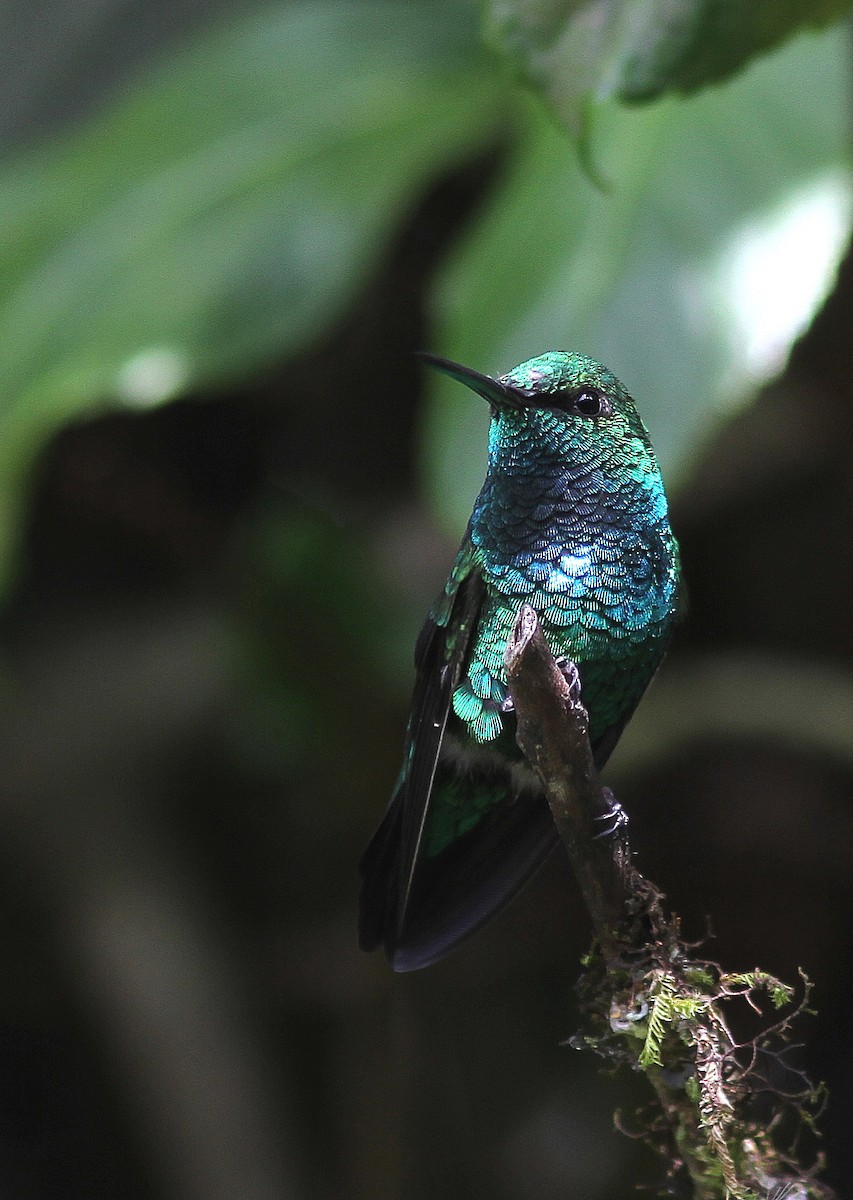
592 788 628 839
500 693 515 713
555 656 583 705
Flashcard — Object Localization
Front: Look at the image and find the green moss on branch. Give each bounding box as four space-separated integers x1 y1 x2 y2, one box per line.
504 604 832 1200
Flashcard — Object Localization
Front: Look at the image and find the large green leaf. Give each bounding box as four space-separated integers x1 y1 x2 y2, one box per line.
426 24 852 529
0 1 502 584
483 0 853 136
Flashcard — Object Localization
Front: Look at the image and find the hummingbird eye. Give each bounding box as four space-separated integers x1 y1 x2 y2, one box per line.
570 388 610 418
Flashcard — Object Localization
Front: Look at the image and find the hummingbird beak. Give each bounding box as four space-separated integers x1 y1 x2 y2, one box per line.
418 353 531 410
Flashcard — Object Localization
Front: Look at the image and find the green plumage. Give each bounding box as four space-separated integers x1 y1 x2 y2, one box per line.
360 351 681 970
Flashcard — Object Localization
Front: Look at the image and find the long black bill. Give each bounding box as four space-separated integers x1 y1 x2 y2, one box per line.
417 352 531 410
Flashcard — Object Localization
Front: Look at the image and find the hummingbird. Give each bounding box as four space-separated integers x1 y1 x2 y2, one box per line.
359 351 681 971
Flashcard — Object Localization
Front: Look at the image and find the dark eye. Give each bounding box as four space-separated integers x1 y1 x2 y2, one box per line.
572 388 609 417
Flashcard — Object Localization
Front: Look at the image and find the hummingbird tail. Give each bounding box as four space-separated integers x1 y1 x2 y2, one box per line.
360 761 561 971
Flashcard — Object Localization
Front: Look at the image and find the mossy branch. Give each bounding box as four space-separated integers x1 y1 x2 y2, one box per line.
504 604 833 1200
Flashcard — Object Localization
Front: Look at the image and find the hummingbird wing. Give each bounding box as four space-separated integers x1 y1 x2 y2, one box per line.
379 774 561 971
358 538 485 959
360 539 569 971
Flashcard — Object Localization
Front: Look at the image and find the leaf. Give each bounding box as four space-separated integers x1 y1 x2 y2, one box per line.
425 24 852 530
0 1 503 587
483 0 853 135
615 0 853 100
423 88 673 515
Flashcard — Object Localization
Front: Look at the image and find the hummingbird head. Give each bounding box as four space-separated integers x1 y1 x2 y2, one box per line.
419 351 655 459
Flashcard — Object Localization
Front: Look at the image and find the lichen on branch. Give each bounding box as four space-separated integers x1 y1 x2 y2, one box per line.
503 603 832 1200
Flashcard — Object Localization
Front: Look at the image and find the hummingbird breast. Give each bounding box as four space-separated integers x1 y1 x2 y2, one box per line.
453 446 679 747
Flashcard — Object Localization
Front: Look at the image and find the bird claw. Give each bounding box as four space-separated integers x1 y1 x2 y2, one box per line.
555 656 583 704
500 694 515 713
592 789 628 840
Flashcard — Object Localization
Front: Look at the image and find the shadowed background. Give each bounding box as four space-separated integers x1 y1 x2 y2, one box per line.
0 3 852 1197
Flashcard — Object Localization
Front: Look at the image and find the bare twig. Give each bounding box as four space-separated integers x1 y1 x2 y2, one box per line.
504 603 665 954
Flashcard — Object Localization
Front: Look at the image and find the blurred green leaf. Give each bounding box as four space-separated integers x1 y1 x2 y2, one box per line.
483 0 853 136
426 24 852 529
0 0 503 587
615 0 853 99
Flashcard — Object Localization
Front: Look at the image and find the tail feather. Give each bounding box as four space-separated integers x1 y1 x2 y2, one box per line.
359 760 560 971
358 789 404 954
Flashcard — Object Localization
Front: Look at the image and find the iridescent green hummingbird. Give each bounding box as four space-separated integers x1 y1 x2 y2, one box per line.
359 351 681 970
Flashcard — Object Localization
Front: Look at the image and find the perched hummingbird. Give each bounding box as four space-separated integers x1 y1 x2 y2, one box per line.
359 351 680 971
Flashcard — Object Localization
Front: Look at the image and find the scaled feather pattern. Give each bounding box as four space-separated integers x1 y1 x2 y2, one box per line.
359 351 680 970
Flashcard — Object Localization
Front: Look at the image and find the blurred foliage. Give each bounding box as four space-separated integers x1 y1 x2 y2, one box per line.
0 2 850 588
2 2 853 1199
427 27 852 528
0 0 501 587
483 0 853 130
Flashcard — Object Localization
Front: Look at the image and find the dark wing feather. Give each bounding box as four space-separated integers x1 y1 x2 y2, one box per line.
388 782 560 970
360 545 660 969
358 553 484 956
382 696 652 970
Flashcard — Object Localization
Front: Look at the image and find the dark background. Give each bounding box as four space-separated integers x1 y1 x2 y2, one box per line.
0 4 851 1198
